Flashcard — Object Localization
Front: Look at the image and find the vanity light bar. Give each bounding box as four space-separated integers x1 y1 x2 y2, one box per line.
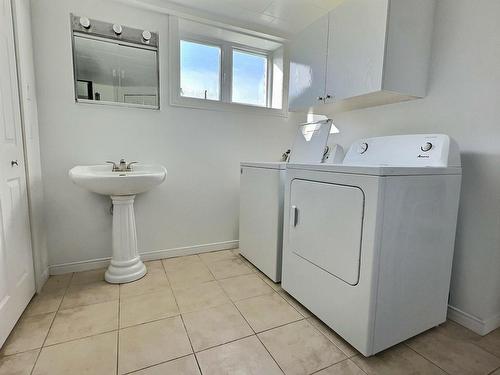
70 14 158 48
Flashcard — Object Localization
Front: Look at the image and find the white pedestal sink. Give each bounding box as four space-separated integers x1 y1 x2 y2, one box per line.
69 164 167 283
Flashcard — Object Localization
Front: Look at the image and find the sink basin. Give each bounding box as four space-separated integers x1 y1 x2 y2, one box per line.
69 163 167 284
69 164 167 196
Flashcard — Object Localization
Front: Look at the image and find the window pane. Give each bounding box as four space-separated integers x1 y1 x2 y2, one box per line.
232 50 267 107
180 40 221 100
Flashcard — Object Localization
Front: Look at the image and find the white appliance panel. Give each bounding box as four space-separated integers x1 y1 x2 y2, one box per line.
290 180 364 285
281 134 462 356
239 166 284 281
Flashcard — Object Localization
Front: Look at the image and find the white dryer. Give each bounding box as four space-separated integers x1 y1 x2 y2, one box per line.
282 134 462 356
239 120 342 282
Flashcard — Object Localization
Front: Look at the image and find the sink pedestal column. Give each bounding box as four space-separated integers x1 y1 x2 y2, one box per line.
105 195 147 284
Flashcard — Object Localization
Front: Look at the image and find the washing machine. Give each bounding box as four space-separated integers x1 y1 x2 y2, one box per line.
239 120 343 282
281 134 462 356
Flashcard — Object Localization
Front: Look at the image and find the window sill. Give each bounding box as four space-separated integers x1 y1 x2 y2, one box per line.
170 95 288 117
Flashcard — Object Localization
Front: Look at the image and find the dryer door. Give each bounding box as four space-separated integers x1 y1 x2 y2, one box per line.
289 179 364 285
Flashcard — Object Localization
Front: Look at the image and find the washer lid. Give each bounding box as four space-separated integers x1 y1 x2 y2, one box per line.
240 161 287 170
289 120 332 163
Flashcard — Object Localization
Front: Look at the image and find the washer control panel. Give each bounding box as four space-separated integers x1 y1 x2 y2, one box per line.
344 134 460 167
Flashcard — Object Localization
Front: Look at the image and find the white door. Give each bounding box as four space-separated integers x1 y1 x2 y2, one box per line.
289 179 364 285
325 0 388 102
0 0 36 346
288 14 328 111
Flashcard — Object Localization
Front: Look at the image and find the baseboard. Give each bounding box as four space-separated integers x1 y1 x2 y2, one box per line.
49 240 239 275
447 305 500 336
139 240 239 262
36 267 50 293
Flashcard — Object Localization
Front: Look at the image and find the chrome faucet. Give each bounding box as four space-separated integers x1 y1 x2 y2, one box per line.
106 159 138 172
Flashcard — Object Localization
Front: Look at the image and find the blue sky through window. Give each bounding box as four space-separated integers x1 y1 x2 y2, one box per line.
180 40 221 100
232 50 267 107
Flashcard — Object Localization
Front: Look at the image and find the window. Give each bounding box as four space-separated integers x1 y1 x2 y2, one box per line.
180 40 221 100
232 50 268 107
170 17 287 115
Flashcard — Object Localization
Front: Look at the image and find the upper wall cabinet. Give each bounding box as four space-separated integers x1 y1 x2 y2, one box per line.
288 15 329 111
288 0 436 113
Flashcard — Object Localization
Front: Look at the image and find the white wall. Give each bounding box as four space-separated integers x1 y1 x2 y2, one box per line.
30 0 299 270
321 0 500 334
12 0 49 291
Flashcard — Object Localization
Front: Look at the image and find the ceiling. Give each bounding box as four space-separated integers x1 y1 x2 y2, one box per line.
123 0 345 38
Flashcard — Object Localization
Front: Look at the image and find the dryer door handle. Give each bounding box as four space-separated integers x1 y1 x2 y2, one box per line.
291 205 299 227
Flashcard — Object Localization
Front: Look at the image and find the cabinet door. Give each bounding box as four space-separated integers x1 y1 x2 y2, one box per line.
325 0 389 101
288 15 328 111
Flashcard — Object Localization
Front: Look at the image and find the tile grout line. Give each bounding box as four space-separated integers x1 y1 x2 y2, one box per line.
254 329 287 374
115 261 190 374
470 340 500 361
232 299 288 375
29 272 75 375
116 272 122 375
23 254 500 374
203 252 287 374
55 279 120 313
216 256 311 327
121 353 194 375
249 268 362 361
116 322 191 370
226 253 359 374
193 333 256 355
403 342 452 374
184 252 276 372
306 317 358 359
37 328 120 349
309 357 367 375
199 251 254 281
162 257 204 375
227 281 288 374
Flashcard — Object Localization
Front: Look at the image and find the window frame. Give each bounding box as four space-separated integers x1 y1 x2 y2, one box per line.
169 16 288 117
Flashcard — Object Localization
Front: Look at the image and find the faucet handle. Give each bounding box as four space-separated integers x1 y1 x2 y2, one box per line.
106 161 118 171
126 161 138 171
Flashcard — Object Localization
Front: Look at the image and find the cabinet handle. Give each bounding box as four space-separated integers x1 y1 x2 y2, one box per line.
11 160 18 167
291 205 299 227
317 96 324 101
326 94 332 99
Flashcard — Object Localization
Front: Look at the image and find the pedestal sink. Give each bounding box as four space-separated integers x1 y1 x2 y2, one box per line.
69 163 167 283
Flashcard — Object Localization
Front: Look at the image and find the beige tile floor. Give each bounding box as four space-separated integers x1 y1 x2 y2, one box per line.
0 249 499 375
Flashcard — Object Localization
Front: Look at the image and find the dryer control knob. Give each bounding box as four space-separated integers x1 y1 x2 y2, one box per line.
421 142 433 152
358 142 369 154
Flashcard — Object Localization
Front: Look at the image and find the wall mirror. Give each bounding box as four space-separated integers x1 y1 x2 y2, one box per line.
71 15 159 109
